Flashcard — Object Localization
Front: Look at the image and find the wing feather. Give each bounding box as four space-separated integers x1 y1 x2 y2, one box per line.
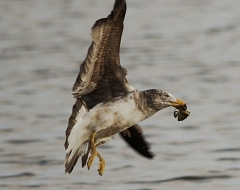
119 125 155 159
65 1 154 173
72 0 128 99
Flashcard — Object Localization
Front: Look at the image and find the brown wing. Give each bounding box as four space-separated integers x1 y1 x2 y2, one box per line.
66 0 154 168
71 0 132 101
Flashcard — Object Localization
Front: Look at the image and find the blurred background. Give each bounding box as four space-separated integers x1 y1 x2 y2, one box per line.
0 0 240 189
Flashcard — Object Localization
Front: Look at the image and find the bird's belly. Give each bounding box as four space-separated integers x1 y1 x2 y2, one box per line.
92 97 146 140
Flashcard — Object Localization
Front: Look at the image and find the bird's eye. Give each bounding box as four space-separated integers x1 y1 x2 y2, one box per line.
164 92 169 97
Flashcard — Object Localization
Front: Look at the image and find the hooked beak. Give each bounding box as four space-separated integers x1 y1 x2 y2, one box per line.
170 98 187 111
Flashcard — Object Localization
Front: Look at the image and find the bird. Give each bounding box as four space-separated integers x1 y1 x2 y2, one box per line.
64 0 190 176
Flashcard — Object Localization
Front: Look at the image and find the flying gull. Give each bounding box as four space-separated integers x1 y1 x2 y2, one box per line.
65 0 190 176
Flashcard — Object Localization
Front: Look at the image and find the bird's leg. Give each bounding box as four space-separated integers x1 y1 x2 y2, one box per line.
97 152 105 176
87 132 97 170
87 131 106 175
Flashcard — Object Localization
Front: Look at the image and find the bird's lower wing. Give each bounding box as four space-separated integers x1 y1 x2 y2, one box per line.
119 125 155 159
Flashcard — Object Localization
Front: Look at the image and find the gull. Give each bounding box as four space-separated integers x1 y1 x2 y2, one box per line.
64 0 190 176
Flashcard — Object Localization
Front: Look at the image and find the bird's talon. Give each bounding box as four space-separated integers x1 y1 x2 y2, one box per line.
97 159 105 176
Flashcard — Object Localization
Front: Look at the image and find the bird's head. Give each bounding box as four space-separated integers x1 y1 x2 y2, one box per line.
149 90 188 112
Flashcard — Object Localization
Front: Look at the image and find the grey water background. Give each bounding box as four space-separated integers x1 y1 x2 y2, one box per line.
1 0 240 189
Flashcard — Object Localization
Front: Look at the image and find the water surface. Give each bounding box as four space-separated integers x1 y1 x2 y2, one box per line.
1 0 240 189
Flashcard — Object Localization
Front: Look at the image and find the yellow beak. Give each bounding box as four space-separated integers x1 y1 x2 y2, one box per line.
171 98 187 110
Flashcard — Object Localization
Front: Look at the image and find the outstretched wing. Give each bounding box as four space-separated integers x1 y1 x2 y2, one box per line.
65 0 154 172
72 0 132 101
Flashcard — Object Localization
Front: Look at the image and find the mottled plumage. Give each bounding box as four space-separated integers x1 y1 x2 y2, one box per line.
65 0 189 175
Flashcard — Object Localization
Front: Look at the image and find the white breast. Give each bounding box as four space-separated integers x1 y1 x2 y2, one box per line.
88 91 146 134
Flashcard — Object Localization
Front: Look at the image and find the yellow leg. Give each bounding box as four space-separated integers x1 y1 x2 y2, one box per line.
97 152 105 176
87 132 97 170
86 131 106 175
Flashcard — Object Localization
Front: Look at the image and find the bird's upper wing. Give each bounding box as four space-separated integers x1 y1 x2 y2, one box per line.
72 0 132 101
67 0 154 161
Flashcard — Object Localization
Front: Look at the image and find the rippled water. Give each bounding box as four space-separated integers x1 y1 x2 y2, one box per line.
1 0 240 189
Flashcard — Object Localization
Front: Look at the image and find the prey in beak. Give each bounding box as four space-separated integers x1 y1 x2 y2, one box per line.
171 99 190 121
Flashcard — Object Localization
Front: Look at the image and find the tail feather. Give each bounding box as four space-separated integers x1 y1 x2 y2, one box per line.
81 144 91 168
65 150 82 174
65 98 88 149
65 98 90 173
81 153 89 168
65 139 90 173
